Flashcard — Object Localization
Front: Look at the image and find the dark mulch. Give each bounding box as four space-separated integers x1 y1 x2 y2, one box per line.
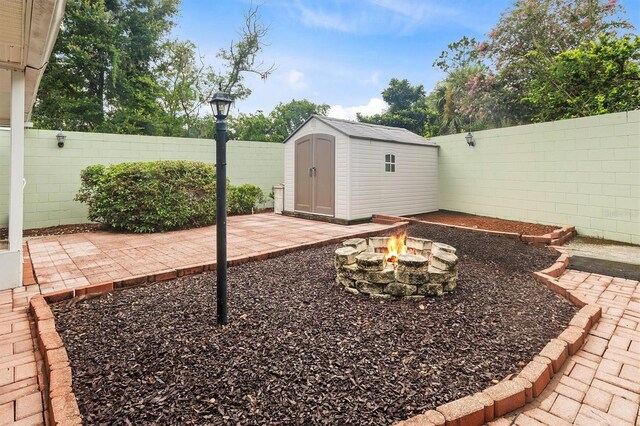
0 210 275 240
52 223 576 426
0 224 104 240
411 210 559 236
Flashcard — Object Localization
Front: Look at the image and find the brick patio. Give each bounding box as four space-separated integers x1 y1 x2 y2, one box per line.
26 214 393 295
497 270 640 426
0 214 638 425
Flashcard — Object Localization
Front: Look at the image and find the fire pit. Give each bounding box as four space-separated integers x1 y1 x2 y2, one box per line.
334 233 458 298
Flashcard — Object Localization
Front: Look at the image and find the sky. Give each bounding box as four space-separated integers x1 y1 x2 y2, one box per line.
172 0 640 120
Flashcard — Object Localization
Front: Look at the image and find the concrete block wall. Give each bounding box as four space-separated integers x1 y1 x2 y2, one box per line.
434 111 640 244
0 129 284 229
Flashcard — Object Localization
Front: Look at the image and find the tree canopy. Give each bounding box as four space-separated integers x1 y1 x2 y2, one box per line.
229 99 330 142
417 0 637 135
33 1 273 137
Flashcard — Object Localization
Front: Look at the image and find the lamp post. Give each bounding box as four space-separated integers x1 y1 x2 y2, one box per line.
210 91 233 325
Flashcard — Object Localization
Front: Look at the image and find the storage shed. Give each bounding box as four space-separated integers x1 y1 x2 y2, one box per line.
283 115 439 223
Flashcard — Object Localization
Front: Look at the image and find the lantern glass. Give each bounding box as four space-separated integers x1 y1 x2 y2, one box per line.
465 131 474 146
210 91 233 119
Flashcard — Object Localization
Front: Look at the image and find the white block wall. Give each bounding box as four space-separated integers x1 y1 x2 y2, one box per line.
0 129 284 229
434 111 640 244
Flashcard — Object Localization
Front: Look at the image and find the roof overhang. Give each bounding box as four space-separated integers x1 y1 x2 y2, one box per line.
0 0 67 125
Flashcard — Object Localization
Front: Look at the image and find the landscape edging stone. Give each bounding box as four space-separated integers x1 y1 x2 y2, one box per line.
396 247 602 425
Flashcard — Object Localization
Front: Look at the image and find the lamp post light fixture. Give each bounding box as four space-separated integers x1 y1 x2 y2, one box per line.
209 91 233 325
56 130 66 148
465 131 475 147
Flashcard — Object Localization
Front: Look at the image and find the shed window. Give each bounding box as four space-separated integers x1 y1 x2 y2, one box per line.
385 154 396 172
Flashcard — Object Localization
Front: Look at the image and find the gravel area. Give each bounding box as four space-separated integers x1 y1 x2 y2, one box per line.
411 210 558 235
52 223 576 425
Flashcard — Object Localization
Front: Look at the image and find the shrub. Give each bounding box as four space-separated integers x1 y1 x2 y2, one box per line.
76 161 217 233
227 184 265 215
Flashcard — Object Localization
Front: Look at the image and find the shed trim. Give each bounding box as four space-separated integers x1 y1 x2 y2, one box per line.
283 115 438 147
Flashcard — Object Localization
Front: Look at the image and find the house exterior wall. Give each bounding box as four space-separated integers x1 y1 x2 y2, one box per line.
348 138 438 220
0 129 284 229
435 110 640 244
283 117 350 219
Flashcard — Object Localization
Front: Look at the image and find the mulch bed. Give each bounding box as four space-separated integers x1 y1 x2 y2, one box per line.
52 223 576 425
0 210 275 240
411 210 558 235
0 224 104 240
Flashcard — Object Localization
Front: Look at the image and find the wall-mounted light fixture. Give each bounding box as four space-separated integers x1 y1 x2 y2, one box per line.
465 131 475 147
56 130 66 148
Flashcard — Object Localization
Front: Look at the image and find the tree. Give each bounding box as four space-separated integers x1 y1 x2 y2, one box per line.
524 34 640 121
358 78 431 135
34 1 273 137
483 0 633 122
229 99 330 142
270 99 330 139
433 36 484 73
155 4 274 137
33 0 179 134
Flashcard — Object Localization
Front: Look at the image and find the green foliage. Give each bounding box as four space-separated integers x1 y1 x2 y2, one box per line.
33 0 179 134
433 36 484 73
427 0 635 132
228 185 266 215
229 99 330 142
156 6 274 137
524 34 640 121
34 2 272 137
358 79 431 136
75 161 217 233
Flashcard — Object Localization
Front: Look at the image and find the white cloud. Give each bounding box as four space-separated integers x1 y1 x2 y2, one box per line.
290 0 461 35
328 98 388 121
286 69 307 90
362 72 380 86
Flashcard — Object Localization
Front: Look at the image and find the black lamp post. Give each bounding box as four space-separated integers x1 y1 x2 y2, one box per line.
210 91 233 325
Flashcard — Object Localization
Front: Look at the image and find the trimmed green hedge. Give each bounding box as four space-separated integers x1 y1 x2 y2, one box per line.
228 184 266 215
76 161 267 233
76 161 217 233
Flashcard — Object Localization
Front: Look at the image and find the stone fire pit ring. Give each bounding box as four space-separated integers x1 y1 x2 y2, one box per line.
334 236 458 299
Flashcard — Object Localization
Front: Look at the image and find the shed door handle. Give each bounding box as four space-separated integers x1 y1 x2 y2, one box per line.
309 167 316 177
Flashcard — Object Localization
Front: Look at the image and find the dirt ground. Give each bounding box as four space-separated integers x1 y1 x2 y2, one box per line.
411 211 558 235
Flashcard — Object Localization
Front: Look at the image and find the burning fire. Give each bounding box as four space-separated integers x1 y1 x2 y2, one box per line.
386 232 408 265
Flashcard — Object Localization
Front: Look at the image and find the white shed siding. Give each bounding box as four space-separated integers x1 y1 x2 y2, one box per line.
283 118 350 218
349 138 438 219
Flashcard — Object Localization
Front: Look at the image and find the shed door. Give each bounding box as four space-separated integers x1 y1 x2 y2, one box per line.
294 136 313 212
294 134 335 216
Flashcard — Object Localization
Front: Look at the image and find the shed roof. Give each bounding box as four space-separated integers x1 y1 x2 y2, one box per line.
284 115 437 147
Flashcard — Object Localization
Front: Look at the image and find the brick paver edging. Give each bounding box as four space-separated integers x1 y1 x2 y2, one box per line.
39 220 409 304
29 295 82 425
395 248 602 426
372 214 576 246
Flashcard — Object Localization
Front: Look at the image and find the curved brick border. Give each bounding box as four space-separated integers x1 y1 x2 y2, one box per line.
395 247 602 426
28 218 591 426
372 214 576 246
29 295 82 425
39 220 409 304
26 219 409 425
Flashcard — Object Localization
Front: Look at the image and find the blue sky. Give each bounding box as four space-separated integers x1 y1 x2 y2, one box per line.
173 0 640 120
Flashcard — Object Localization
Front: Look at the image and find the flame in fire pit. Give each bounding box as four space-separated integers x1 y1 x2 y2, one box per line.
386 232 407 265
